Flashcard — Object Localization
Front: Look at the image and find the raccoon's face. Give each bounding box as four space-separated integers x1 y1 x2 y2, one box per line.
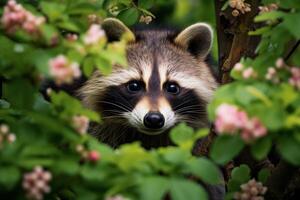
80 19 218 136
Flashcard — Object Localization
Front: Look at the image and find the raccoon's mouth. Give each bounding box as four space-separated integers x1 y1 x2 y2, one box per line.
137 127 167 135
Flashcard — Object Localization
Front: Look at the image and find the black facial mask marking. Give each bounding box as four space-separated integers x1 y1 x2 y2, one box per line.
99 85 144 117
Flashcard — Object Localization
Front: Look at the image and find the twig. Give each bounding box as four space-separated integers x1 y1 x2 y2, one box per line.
284 40 300 61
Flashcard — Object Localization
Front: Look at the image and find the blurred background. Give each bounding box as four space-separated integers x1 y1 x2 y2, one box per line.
143 0 217 58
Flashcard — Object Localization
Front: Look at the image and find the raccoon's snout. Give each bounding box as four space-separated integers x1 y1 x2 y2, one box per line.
144 112 165 129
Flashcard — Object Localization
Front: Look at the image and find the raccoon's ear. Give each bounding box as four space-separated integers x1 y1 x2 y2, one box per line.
102 18 135 42
174 23 213 59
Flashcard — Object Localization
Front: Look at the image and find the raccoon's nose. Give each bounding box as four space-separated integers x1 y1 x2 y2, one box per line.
144 112 165 129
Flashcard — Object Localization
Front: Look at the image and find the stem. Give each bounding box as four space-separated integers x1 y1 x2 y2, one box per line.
284 40 300 61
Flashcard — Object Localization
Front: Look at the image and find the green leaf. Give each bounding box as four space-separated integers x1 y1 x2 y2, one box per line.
17 158 54 168
83 57 95 77
210 135 245 165
227 179 241 192
53 159 80 175
170 123 194 146
138 0 154 9
161 147 190 165
117 8 140 26
0 166 21 190
80 165 106 182
279 0 300 9
139 176 169 200
249 27 271 36
3 79 35 110
249 102 285 131
170 179 208 200
258 168 270 184
20 145 60 157
95 56 112 75
227 164 251 192
40 2 66 22
185 157 222 184
254 11 284 22
283 13 300 39
251 137 272 161
277 136 300 166
231 164 251 183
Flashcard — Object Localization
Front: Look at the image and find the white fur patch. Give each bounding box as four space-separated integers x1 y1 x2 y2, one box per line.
125 97 176 135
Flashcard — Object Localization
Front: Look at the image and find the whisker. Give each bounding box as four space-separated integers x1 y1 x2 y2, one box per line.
97 100 132 112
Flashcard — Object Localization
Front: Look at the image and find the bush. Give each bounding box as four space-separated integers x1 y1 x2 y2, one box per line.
0 0 300 200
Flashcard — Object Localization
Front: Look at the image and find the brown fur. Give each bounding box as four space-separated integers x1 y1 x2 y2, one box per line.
79 19 218 148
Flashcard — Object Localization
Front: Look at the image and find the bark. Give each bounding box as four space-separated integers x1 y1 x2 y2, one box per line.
195 1 300 200
194 0 261 159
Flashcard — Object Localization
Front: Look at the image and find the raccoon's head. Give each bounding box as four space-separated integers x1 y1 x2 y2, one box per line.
80 18 218 136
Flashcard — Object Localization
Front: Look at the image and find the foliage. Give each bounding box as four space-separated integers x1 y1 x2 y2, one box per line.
0 0 220 200
1 0 300 199
208 0 300 167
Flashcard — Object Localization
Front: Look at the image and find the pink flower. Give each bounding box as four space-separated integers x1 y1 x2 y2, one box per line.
275 58 284 69
0 123 17 144
233 63 244 72
242 67 254 79
241 118 267 142
234 179 267 200
215 104 248 134
23 166 52 200
83 24 106 45
7 133 16 143
72 115 89 135
0 124 9 134
48 55 81 85
87 150 101 162
215 104 267 142
289 67 300 89
1 0 45 34
265 67 277 81
66 33 78 42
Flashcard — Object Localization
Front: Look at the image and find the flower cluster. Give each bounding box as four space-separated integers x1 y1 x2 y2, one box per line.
76 145 101 163
106 195 126 200
65 33 78 42
265 67 278 83
234 179 267 200
289 67 300 90
264 58 300 89
259 3 278 14
139 15 153 24
233 63 257 79
215 104 267 142
1 0 45 34
72 115 90 135
48 55 81 85
22 166 52 200
229 0 251 17
0 124 16 147
83 24 106 45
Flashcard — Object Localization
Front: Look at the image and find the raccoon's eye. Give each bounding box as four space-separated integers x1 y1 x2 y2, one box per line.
127 81 143 93
165 82 180 94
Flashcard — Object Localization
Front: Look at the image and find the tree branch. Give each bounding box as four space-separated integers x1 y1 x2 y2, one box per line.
194 0 261 154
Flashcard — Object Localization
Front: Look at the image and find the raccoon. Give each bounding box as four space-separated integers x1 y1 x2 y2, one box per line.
79 18 218 149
